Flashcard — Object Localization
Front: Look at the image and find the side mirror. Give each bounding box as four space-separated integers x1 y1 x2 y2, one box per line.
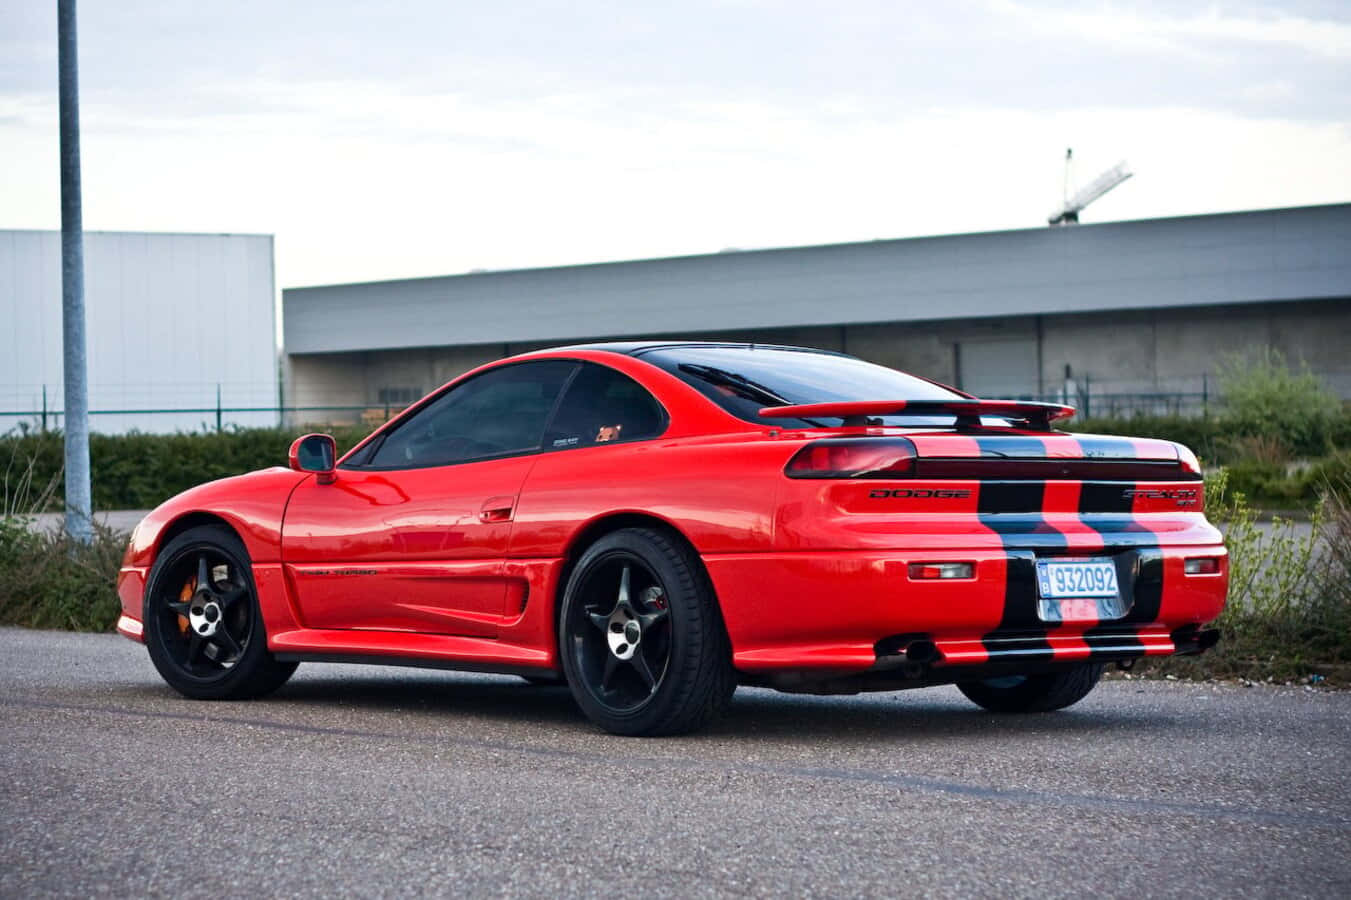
288 433 337 484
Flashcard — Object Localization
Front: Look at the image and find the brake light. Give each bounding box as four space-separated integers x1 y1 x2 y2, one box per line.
1176 444 1202 476
1184 557 1221 575
785 438 917 479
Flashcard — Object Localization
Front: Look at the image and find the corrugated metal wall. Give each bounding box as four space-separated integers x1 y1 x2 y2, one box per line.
0 230 277 434
282 204 1351 356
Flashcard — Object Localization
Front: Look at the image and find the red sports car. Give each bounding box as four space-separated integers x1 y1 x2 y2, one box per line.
116 342 1227 735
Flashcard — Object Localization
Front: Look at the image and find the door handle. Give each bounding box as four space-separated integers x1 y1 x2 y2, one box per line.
479 496 515 523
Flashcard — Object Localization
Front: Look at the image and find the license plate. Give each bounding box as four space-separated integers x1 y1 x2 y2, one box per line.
1036 559 1123 622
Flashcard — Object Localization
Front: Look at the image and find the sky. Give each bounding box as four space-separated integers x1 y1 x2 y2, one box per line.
2 1 1349 290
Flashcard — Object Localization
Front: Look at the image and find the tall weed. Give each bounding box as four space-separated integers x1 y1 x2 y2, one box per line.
1151 469 1345 683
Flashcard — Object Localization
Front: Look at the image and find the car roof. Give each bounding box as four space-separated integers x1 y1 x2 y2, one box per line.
550 340 852 359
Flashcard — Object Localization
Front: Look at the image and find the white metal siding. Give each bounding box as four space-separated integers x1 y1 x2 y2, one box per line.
1 230 278 434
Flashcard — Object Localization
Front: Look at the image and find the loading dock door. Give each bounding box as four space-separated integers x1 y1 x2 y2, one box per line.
957 338 1039 399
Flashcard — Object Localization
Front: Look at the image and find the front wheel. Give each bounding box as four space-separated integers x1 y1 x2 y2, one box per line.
558 527 735 736
143 524 297 700
957 664 1104 713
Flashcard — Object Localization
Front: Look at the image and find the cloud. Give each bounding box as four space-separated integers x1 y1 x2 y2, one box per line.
1 1 1348 289
989 1 1351 58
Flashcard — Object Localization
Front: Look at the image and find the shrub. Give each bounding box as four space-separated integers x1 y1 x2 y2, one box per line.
1147 469 1348 683
0 424 374 512
1314 476 1351 645
0 518 126 631
1215 348 1343 458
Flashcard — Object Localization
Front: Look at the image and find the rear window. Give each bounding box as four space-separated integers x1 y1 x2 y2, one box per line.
640 346 965 428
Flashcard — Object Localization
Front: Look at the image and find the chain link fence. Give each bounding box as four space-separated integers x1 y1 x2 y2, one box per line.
5 369 1349 434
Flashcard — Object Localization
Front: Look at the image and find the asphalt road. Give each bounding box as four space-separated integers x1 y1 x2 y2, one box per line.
2 628 1347 898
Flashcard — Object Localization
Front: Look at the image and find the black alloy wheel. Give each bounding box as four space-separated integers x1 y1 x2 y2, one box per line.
144 524 297 700
559 528 735 736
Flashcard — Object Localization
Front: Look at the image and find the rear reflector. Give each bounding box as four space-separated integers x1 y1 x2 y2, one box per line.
1184 557 1221 575
785 438 918 479
908 562 974 580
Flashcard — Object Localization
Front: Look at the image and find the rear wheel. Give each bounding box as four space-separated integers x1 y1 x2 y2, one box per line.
143 524 297 700
559 527 734 736
957 664 1104 713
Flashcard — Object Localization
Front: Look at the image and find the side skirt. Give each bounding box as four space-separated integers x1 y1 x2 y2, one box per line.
273 651 559 680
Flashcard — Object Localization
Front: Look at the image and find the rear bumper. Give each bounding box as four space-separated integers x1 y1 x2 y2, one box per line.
704 545 1227 675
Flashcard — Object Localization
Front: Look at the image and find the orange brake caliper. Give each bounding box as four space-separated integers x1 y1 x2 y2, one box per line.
177 577 195 634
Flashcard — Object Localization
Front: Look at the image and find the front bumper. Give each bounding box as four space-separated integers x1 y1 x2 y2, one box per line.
115 567 146 643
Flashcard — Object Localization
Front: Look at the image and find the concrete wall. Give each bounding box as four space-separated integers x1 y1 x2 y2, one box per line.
285 344 502 426
285 297 1351 424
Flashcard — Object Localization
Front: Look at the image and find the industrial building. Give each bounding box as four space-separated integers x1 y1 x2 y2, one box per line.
282 203 1351 425
1 230 278 434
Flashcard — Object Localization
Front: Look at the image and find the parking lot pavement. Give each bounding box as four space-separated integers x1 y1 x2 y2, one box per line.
29 510 150 534
2 627 1348 898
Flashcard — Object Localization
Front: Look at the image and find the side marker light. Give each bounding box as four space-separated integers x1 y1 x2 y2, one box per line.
1184 557 1221 575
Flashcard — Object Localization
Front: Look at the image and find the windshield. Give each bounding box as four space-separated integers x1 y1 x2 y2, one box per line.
639 346 966 428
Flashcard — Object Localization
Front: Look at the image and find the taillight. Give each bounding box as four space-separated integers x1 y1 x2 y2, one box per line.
785 438 917 479
1176 444 1202 476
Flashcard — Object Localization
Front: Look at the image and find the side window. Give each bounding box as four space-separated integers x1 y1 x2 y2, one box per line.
543 363 666 450
367 361 576 468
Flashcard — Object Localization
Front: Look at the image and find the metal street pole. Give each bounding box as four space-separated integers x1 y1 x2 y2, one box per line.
59 0 92 543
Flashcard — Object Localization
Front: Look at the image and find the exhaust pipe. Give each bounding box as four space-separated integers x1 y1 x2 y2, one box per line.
905 640 939 665
899 640 939 678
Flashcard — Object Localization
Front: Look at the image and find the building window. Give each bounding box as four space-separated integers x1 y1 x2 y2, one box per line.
377 386 422 407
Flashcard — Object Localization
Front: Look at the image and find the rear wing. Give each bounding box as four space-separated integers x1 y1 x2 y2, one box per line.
757 400 1076 430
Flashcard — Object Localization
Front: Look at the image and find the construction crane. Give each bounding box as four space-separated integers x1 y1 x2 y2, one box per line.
1048 149 1133 226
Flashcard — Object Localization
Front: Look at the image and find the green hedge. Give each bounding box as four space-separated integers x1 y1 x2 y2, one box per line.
2 410 1348 513
1 426 373 512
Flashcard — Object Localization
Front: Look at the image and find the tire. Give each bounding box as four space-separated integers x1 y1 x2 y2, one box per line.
558 527 735 736
143 524 298 700
957 663 1104 713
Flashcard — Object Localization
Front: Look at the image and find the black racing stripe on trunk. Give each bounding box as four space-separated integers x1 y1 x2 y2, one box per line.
983 516 1160 548
1073 435 1144 460
978 475 1058 662
1079 482 1136 514
977 482 1046 515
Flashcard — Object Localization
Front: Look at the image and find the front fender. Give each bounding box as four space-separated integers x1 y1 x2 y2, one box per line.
117 467 311 643
123 467 310 568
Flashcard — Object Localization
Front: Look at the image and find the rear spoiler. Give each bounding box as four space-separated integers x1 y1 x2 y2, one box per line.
757 400 1077 430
